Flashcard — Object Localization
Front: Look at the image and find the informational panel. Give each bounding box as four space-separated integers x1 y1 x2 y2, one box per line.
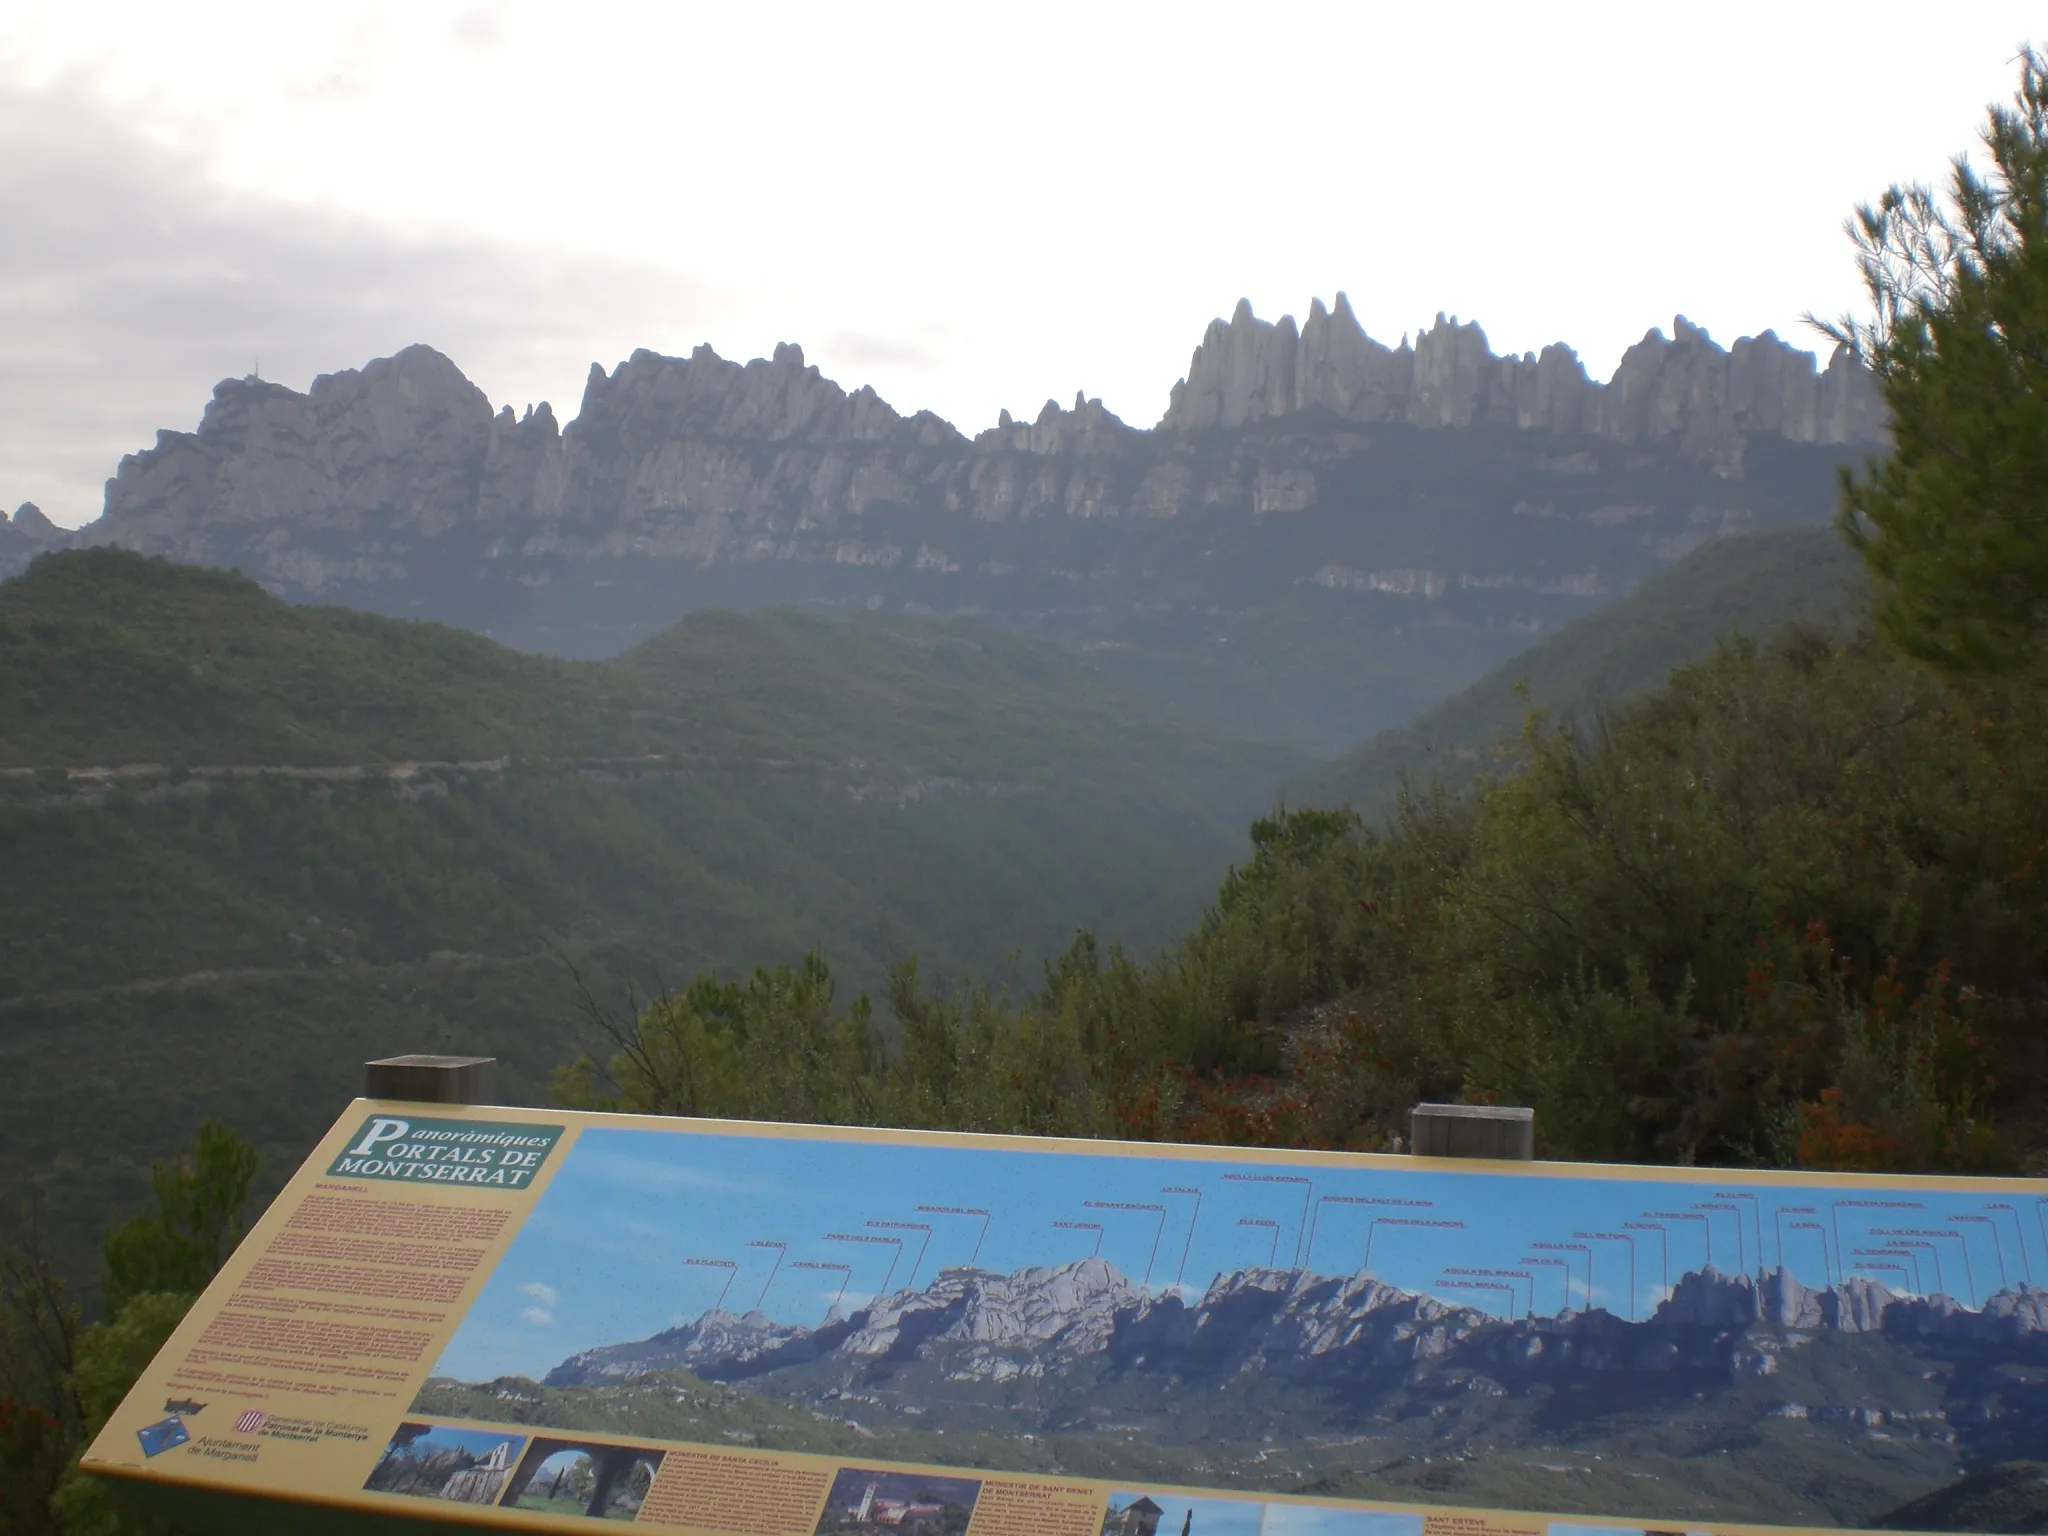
82 1104 2048 1535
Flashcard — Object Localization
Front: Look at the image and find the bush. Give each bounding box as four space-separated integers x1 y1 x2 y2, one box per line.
563 630 2043 1175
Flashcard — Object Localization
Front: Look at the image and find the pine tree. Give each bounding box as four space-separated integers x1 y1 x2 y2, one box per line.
1817 46 2048 673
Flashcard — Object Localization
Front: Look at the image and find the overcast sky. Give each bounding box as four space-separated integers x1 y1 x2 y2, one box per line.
3 2 2040 527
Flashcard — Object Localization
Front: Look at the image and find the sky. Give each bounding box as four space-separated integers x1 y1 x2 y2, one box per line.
429 1125 2040 1383
2 3 2041 528
377 1423 522 1463
1257 1510 1422 1536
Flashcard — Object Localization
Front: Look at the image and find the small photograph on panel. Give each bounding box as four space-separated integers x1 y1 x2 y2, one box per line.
500 1435 665 1521
816 1466 983 1536
364 1422 526 1505
1103 1490 1265 1536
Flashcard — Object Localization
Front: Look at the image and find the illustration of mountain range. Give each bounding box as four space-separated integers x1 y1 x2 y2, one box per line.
475 1258 2048 1530
546 1256 2048 1392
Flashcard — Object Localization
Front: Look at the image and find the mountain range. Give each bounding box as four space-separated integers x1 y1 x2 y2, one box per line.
5 301 1885 754
416 1255 2048 1529
541 1255 2048 1392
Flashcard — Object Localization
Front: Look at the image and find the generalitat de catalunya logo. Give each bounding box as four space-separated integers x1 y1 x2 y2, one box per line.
326 1115 564 1189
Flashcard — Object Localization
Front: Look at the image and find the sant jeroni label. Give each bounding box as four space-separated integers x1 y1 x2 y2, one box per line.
326 1114 563 1187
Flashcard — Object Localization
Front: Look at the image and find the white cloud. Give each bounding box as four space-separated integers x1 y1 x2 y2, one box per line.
0 78 709 526
519 1281 559 1321
448 6 505 52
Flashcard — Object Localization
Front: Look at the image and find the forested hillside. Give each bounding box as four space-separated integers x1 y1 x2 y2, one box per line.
1291 526 1869 814
563 625 2048 1176
0 549 1300 1287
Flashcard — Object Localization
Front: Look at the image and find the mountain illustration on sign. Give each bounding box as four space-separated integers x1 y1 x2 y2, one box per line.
426 1258 2048 1529
411 1132 2048 1531
539 1258 2048 1392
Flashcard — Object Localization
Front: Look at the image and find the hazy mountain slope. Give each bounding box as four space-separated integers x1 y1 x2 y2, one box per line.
0 545 651 766
1878 1462 2048 1532
1289 527 1869 815
0 550 1300 1289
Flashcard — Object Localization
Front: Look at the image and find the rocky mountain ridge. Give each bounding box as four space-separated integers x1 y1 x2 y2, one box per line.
1161 299 1883 476
69 305 1882 563
0 502 64 568
542 1256 2047 1393
490 1255 2048 1530
10 302 1885 751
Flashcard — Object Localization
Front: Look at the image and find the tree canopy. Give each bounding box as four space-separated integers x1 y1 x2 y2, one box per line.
1820 46 2048 673
2 1120 259 1536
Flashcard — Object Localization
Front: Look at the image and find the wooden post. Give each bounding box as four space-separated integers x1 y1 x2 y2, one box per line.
364 1054 496 1105
1409 1103 1534 1160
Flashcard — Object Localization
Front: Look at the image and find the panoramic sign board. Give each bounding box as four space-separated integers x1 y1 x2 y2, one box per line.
83 1103 2048 1535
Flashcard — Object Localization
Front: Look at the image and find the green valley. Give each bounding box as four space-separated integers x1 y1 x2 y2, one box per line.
0 550 1301 1289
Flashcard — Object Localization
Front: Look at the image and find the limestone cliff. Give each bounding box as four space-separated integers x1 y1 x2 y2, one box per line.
1160 297 1885 475
86 305 1882 567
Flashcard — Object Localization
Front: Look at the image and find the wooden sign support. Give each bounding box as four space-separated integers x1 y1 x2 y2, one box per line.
363 1053 496 1105
1409 1102 1535 1160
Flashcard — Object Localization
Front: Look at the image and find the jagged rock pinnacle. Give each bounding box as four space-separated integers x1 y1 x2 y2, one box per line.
1157 297 1885 466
